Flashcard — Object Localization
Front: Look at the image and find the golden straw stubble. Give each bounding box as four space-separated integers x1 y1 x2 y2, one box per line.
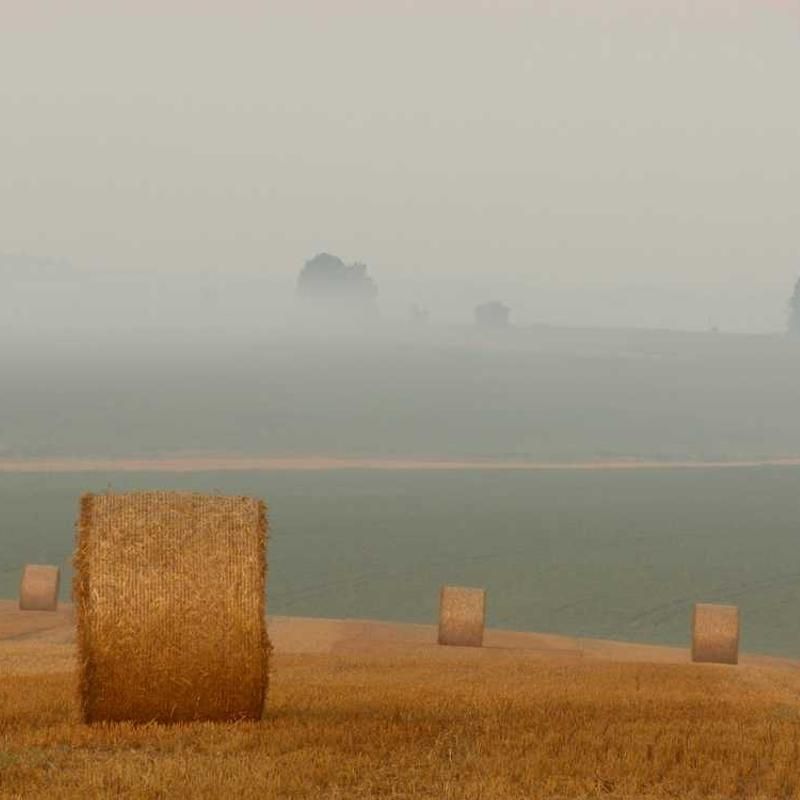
74 491 270 723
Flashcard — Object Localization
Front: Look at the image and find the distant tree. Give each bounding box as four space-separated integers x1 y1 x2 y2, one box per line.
296 253 377 306
789 277 800 337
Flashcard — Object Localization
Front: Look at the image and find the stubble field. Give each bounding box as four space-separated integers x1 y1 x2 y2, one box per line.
2 613 800 799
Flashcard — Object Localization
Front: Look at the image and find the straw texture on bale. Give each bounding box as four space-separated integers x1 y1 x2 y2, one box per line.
19 564 60 611
691 603 740 665
438 585 486 647
74 491 270 723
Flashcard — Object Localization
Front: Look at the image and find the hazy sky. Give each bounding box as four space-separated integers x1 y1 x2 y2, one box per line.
2 1 799 330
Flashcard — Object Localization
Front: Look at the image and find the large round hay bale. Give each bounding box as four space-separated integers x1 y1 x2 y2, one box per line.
438 585 486 647
19 564 60 611
74 491 270 723
691 603 740 665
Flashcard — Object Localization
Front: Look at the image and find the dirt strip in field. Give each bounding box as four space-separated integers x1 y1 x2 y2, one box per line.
3 455 800 473
1 601 798 674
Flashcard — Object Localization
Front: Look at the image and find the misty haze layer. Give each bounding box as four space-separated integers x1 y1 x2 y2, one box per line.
2 326 800 462
2 1 799 331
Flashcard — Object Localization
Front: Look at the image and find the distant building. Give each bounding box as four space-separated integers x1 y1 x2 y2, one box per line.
474 301 510 330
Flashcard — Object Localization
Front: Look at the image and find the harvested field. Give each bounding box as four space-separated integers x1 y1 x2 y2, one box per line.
2 603 800 799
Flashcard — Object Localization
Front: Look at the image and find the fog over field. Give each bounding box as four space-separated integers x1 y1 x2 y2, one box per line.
2 318 800 462
2 3 800 576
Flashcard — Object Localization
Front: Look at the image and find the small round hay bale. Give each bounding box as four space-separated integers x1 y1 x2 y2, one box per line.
691 603 740 665
19 564 61 611
74 491 270 723
438 585 486 647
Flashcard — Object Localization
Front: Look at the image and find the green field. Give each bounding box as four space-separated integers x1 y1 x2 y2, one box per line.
2 466 800 658
3 327 800 462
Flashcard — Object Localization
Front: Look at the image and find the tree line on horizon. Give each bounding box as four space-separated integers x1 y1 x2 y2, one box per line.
1 251 799 335
296 252 511 329
298 252 800 336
